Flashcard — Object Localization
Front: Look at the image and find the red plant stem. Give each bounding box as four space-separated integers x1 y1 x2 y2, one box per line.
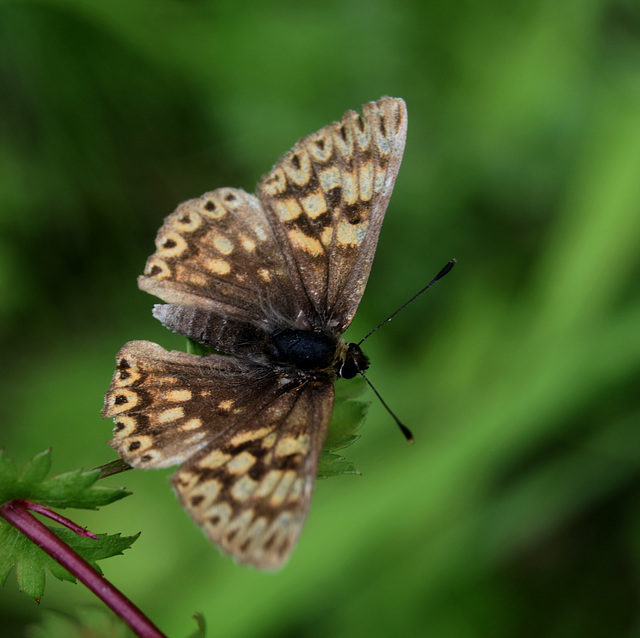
0 500 166 638
19 500 99 539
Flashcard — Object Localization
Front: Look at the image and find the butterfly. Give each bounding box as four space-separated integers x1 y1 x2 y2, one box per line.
102 97 407 569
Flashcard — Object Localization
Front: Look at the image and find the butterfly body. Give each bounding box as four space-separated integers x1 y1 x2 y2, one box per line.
104 97 407 569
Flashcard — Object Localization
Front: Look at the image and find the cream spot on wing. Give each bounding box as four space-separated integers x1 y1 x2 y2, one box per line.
282 149 311 186
113 368 140 387
218 399 234 411
301 192 327 219
374 168 385 193
239 235 256 252
332 121 354 158
229 426 275 447
166 389 192 402
254 224 269 242
341 171 358 204
174 470 199 491
258 268 271 282
321 226 333 247
275 435 310 457
262 168 287 196
213 236 234 255
182 418 202 431
203 258 231 275
106 389 138 414
152 407 184 424
201 198 226 219
226 451 257 475
231 475 259 501
288 228 323 257
112 416 137 437
188 480 222 508
187 272 209 287
337 220 369 246
262 432 277 448
319 166 341 191
359 161 374 201
174 210 202 232
274 198 302 222
288 478 304 502
254 470 283 498
156 232 188 258
270 471 297 506
157 376 179 385
144 257 171 279
352 114 371 151
198 449 232 469
306 133 333 161
126 435 153 452
204 503 232 526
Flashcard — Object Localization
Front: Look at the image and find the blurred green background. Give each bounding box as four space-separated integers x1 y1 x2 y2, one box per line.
2 0 640 636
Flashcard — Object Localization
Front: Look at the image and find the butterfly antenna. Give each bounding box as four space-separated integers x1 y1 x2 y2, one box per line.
358 259 456 346
358 368 414 444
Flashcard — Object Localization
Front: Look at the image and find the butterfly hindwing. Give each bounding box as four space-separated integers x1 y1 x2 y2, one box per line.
102 339 333 569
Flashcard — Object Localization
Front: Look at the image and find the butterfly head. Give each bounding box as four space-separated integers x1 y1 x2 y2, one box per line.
338 342 370 379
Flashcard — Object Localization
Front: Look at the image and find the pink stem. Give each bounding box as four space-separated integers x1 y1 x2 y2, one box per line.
0 501 166 638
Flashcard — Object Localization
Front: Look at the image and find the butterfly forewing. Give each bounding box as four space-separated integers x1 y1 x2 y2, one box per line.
259 97 407 331
103 97 408 569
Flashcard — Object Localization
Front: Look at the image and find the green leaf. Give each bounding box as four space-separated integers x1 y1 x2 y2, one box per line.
186 338 214 356
0 522 138 599
0 449 129 509
319 378 370 479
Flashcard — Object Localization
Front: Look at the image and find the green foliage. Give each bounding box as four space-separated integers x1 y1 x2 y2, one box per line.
0 450 136 599
0 449 129 509
318 378 369 479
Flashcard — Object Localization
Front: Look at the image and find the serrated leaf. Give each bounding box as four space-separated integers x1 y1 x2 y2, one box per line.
0 521 139 599
325 398 369 452
0 449 129 510
18 449 52 485
317 451 361 479
318 385 370 478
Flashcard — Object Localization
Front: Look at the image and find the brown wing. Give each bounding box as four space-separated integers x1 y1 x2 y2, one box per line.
258 96 407 332
102 340 334 570
137 97 407 338
137 187 315 327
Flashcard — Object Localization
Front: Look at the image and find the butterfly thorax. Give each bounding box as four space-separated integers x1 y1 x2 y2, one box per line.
267 328 369 380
